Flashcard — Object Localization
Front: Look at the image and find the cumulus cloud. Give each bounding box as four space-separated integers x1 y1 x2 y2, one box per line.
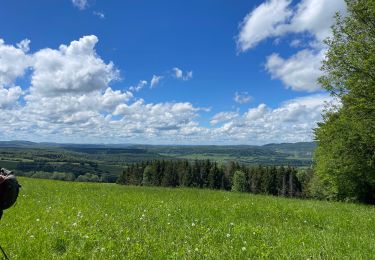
30 35 119 97
286 0 347 42
237 0 346 52
237 0 346 93
0 38 31 86
265 49 325 92
71 0 88 10
172 67 193 81
210 112 239 126
211 94 334 144
234 91 253 104
237 0 292 51
0 86 23 109
0 35 332 144
150 75 163 88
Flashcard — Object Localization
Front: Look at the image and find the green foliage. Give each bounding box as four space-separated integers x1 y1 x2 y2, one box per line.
314 0 375 203
1 177 375 258
118 160 302 198
231 171 247 192
76 173 100 182
142 165 155 186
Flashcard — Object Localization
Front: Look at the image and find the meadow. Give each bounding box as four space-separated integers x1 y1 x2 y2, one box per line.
1 177 374 259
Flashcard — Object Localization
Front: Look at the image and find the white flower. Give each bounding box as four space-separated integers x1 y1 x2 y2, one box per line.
191 223 195 227
72 222 77 227
226 233 231 238
36 218 40 222
242 247 246 251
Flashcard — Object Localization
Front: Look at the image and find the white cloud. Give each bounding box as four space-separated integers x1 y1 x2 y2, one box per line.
93 11 105 19
237 0 346 52
234 91 253 104
16 39 31 53
0 35 333 144
210 112 239 126
0 86 23 109
172 67 193 81
71 0 88 10
30 35 119 97
237 0 346 93
211 94 334 144
173 67 183 79
129 80 148 92
0 38 31 86
150 75 163 88
265 49 325 92
237 0 292 51
287 0 347 41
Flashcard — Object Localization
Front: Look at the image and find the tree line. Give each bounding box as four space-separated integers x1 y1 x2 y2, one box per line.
117 160 304 198
313 0 375 204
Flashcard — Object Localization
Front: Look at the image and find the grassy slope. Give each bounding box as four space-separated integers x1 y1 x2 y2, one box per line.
1 178 374 259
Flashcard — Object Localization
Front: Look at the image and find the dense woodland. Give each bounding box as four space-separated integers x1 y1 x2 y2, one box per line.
313 0 375 204
117 160 305 198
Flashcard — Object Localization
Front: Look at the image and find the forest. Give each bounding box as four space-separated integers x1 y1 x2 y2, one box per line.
117 160 308 198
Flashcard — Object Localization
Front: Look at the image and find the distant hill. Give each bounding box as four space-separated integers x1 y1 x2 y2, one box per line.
0 140 316 166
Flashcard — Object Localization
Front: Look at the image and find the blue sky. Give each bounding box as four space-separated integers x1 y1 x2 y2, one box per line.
0 0 346 144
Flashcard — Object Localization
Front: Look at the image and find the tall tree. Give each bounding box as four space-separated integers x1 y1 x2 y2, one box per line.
314 0 375 203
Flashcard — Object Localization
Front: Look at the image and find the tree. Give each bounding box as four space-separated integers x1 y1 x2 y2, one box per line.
142 165 155 186
232 171 247 192
314 0 375 203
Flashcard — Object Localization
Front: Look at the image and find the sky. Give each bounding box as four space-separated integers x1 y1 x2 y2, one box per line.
0 0 346 145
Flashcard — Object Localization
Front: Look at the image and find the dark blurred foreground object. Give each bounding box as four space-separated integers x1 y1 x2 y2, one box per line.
0 168 21 220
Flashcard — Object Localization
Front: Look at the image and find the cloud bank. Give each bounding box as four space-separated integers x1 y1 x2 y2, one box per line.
237 0 346 92
0 35 331 144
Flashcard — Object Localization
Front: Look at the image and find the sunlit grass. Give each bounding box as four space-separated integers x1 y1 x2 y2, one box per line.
1 177 374 259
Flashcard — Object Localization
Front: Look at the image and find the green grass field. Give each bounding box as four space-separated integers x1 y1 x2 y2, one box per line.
1 177 374 259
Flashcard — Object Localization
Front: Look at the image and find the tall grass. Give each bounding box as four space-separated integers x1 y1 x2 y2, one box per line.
1 177 374 259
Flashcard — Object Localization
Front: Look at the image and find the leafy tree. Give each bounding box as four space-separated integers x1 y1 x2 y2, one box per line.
314 0 375 203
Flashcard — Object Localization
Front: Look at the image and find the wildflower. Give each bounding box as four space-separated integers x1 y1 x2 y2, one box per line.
126 237 130 241
72 222 77 227
30 235 35 238
226 233 230 238
192 222 195 227
242 247 246 251
36 218 40 222
230 222 234 226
